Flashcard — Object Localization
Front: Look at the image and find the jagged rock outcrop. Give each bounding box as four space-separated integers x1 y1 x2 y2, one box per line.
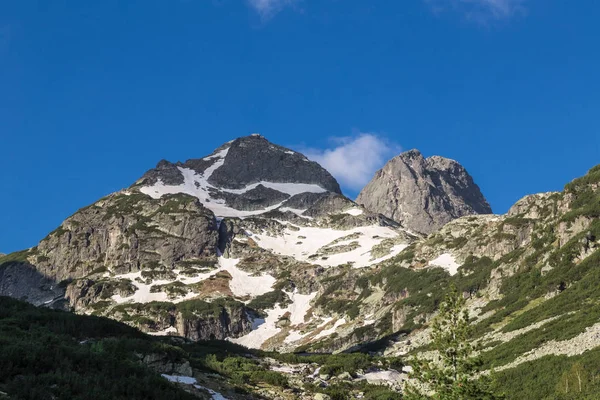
207 135 341 193
356 149 492 235
176 300 253 341
33 192 218 282
136 134 341 214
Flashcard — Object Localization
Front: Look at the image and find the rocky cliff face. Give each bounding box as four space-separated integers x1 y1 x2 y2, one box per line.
135 134 341 216
356 149 492 235
34 192 218 283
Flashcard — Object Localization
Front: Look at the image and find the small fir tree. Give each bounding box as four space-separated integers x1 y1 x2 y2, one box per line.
404 285 502 400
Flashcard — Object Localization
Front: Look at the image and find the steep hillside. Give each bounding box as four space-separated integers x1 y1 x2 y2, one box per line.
0 295 408 400
309 164 600 397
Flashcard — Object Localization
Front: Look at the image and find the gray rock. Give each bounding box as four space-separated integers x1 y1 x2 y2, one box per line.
303 193 356 218
356 149 491 235
175 300 253 340
207 135 341 193
141 353 193 376
336 371 353 381
34 192 218 283
134 134 342 214
135 159 185 187
281 192 331 210
210 184 290 211
0 261 65 307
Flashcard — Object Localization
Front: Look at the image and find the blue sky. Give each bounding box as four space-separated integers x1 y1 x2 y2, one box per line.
1 1 599 254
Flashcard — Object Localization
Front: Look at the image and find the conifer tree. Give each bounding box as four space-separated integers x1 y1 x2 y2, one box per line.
404 285 502 400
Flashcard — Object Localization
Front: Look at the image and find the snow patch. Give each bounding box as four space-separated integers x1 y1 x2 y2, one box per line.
278 207 310 218
231 290 317 348
230 305 288 349
148 326 177 336
344 208 364 216
359 369 402 384
195 385 228 400
203 148 230 161
314 318 346 340
253 224 408 268
285 290 317 325
271 365 300 373
111 256 275 305
220 181 326 197
161 375 228 400
161 374 197 385
141 158 325 218
429 253 460 276
219 257 276 299
111 271 203 304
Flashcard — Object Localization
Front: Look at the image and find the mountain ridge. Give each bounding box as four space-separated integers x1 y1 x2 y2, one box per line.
1 135 600 399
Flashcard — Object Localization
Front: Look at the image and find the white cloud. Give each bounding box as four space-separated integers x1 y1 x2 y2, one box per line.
300 133 401 193
247 0 300 19
427 0 527 22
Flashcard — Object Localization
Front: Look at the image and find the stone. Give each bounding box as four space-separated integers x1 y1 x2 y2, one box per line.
356 149 491 235
136 135 342 214
336 371 353 381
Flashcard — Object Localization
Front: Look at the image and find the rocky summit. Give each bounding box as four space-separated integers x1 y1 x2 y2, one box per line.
2 135 600 399
356 149 492 235
135 134 341 216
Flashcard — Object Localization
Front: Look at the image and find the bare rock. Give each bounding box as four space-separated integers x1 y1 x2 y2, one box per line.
356 149 492 235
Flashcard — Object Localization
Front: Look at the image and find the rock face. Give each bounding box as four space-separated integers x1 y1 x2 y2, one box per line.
34 192 219 283
0 261 65 307
176 300 253 341
136 134 341 215
207 135 341 193
356 149 492 235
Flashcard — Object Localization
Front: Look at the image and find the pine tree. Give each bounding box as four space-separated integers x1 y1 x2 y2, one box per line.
403 285 502 400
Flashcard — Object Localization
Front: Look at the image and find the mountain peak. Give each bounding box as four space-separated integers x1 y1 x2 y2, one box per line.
398 149 423 159
135 134 342 218
357 150 491 235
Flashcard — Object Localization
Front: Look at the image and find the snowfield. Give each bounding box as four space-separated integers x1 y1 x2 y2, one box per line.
111 257 275 305
252 223 408 268
219 257 276 298
219 181 326 197
429 253 460 276
343 208 364 216
357 369 403 385
230 290 317 349
147 326 177 336
313 318 347 340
